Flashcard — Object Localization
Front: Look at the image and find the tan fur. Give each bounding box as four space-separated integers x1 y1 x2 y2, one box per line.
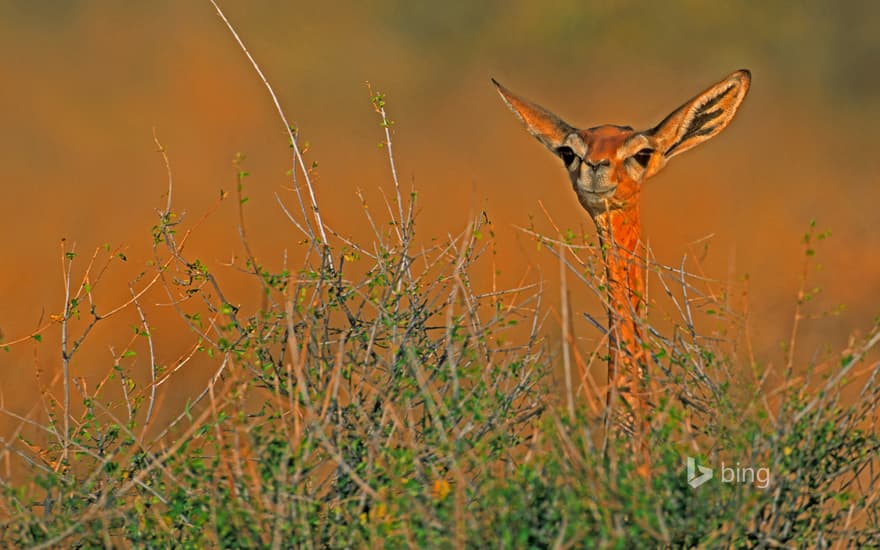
493 70 751 421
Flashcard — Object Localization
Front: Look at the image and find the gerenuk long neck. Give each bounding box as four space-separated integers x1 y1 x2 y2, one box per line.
591 204 646 415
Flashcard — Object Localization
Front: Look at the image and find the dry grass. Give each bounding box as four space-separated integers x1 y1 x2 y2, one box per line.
0 4 877 547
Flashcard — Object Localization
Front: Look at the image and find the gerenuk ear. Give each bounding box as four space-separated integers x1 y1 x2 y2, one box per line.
649 70 750 161
492 78 574 152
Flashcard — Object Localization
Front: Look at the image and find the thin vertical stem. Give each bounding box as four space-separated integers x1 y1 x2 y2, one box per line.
208 0 327 246
59 241 75 469
559 243 575 420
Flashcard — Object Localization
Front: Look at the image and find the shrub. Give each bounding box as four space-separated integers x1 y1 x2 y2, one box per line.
0 6 876 547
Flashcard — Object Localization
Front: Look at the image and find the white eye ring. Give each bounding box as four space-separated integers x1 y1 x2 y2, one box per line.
556 146 579 168
631 148 654 168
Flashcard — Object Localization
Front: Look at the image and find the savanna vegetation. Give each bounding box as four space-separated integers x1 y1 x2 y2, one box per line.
0 5 877 548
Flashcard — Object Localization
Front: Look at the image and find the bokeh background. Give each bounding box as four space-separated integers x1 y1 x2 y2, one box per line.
1 2 879 433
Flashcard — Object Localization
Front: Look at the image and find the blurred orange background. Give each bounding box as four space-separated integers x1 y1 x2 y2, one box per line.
1 2 878 433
